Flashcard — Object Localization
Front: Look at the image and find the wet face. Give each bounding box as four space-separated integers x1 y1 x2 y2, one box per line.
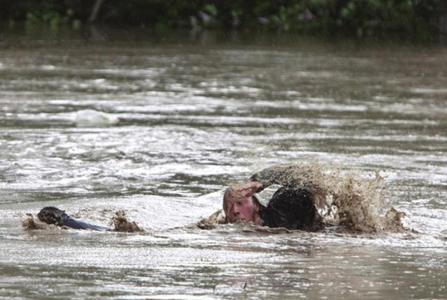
223 182 263 224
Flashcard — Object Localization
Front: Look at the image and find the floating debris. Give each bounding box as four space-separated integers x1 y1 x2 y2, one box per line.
197 209 226 230
22 213 56 231
112 210 145 232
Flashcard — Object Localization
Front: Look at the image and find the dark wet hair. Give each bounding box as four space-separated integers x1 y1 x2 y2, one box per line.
37 206 66 225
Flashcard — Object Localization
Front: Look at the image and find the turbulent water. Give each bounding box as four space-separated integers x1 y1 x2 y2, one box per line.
1 30 447 299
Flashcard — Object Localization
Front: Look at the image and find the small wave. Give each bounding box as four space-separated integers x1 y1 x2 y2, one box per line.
410 87 447 94
73 109 119 127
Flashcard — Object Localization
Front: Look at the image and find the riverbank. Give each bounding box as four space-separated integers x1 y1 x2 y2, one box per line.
0 0 444 42
1 24 446 51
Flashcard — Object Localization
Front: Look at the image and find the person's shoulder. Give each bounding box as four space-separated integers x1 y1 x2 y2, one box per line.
271 186 311 200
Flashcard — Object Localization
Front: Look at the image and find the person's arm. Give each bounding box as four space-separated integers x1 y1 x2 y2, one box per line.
249 164 311 189
249 164 327 209
37 207 110 231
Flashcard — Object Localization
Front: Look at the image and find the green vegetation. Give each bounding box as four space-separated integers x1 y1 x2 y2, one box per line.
0 0 443 40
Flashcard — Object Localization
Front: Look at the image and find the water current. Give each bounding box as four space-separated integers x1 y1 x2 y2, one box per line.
0 30 447 299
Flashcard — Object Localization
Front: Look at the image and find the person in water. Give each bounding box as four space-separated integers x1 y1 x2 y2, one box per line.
34 165 323 232
36 206 111 231
31 206 143 232
221 165 324 231
196 164 325 231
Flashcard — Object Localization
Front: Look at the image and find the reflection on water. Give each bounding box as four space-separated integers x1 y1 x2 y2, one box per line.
0 30 446 299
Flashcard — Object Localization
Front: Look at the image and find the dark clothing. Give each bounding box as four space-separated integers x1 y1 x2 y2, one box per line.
259 187 323 231
38 207 110 231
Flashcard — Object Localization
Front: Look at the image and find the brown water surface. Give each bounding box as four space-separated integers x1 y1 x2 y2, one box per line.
0 30 446 299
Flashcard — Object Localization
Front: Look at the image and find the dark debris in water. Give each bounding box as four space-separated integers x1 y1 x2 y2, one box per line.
197 209 226 230
111 210 145 233
384 207 407 233
22 213 58 231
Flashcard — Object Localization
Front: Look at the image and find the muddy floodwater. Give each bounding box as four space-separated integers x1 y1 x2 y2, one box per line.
0 31 447 299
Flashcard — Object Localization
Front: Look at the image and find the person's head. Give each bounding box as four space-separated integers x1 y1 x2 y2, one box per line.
223 182 263 224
